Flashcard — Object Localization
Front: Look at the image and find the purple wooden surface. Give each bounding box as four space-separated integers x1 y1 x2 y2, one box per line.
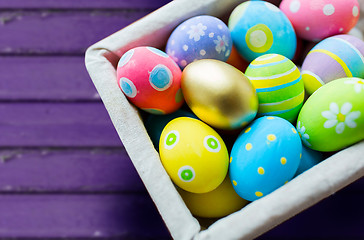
0 194 170 239
259 178 364 240
0 0 172 9
0 56 99 101
0 148 146 192
0 103 122 147
0 10 152 55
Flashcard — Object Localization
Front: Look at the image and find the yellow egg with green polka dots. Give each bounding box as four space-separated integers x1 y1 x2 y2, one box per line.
159 117 229 193
229 116 302 201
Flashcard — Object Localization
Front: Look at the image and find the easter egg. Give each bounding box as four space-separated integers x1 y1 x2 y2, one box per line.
294 145 323 177
116 46 183 114
228 1 296 62
297 77 364 152
144 109 196 150
166 15 232 69
280 0 360 41
245 54 304 123
177 176 249 218
226 45 250 73
182 59 258 130
159 117 229 193
301 35 364 95
229 116 302 201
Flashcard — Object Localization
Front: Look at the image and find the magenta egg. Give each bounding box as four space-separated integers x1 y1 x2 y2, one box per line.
116 46 184 114
280 0 359 41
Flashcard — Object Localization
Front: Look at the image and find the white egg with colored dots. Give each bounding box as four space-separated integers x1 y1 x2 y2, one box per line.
159 117 229 193
229 116 302 201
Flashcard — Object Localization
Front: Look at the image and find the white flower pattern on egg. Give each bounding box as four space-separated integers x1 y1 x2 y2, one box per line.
187 23 207 41
345 79 364 93
321 102 361 134
214 35 229 53
297 121 311 146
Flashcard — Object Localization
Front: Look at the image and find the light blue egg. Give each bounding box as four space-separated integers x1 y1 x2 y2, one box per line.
229 116 302 201
294 145 323 177
228 1 296 62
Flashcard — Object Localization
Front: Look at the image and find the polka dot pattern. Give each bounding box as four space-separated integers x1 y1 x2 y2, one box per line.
280 0 360 41
164 130 180 150
229 116 302 201
149 64 173 91
120 77 137 98
178 166 195 182
204 135 221 152
323 4 335 16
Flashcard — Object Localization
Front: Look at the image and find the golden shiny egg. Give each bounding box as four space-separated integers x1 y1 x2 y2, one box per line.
181 59 258 130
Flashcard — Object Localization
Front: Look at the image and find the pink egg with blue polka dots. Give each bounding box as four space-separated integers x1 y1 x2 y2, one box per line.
280 0 360 41
117 46 184 114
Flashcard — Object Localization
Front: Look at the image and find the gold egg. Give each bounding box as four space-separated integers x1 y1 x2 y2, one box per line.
181 59 258 130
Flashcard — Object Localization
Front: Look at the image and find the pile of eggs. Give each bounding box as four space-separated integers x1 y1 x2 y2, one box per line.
116 0 364 218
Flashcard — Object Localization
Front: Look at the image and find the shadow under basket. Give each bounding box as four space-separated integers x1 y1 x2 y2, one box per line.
85 0 364 239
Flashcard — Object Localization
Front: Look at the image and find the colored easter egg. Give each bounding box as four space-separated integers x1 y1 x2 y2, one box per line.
144 109 196 150
166 15 232 69
228 1 296 62
280 0 360 41
116 46 183 114
294 145 323 177
297 77 364 152
226 45 250 73
177 176 249 218
245 54 304 123
229 116 302 201
301 34 364 95
182 59 258 130
159 117 229 193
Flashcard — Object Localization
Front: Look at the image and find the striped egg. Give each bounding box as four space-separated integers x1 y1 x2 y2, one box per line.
245 54 304 123
301 34 364 95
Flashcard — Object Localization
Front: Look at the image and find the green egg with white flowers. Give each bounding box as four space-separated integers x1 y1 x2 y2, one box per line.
296 77 364 152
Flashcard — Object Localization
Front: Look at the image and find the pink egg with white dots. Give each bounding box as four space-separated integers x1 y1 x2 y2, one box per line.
117 46 184 114
280 0 360 41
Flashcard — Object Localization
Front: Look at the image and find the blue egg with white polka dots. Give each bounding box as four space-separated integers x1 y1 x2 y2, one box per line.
166 15 232 69
229 116 302 201
228 1 296 62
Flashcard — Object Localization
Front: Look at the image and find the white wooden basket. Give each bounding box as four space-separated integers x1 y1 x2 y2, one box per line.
85 0 364 239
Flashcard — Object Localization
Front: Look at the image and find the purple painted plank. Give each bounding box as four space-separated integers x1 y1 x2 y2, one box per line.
0 56 99 101
0 0 171 9
0 194 170 239
259 179 364 239
0 103 122 147
0 10 152 54
0 148 147 192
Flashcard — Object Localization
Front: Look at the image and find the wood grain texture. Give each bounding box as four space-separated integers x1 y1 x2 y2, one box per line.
0 10 152 55
0 56 99 101
0 103 122 147
0 148 147 192
0 0 172 9
0 194 170 239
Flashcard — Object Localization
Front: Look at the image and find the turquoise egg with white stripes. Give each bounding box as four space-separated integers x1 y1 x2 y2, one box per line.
229 116 302 201
245 54 304 123
228 1 296 62
301 34 364 95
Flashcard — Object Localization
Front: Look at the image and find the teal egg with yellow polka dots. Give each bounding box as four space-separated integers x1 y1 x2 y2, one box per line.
229 116 302 201
245 54 304 123
228 1 296 62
